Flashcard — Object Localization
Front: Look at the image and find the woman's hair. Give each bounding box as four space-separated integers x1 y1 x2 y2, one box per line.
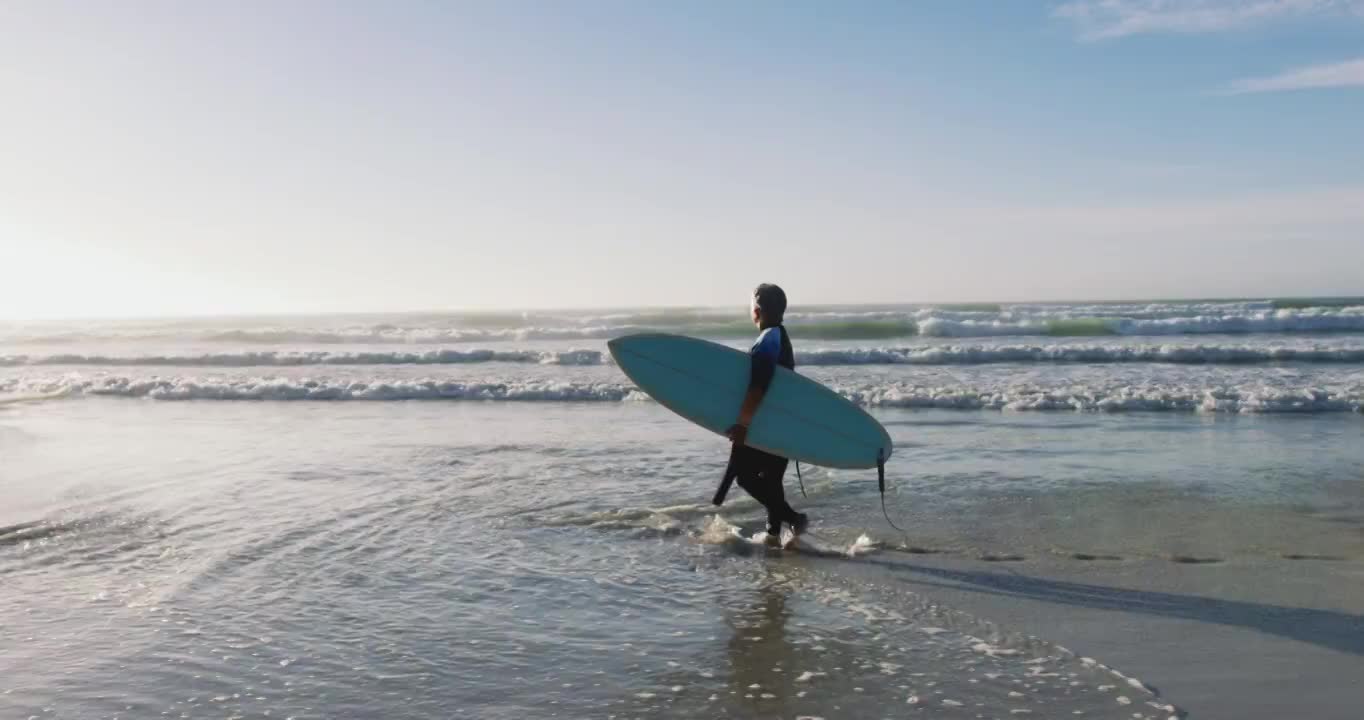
753 283 787 324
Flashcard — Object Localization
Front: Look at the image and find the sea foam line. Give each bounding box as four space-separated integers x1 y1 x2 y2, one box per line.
796 344 1364 365
8 375 1360 413
7 343 1364 367
0 349 606 367
5 305 1363 345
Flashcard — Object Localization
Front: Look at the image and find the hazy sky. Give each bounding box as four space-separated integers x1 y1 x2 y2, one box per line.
3 1 1363 318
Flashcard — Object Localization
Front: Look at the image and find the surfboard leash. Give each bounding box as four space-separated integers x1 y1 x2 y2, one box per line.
795 461 807 499
878 448 907 534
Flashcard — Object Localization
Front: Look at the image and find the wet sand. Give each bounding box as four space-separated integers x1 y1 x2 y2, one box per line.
822 551 1364 719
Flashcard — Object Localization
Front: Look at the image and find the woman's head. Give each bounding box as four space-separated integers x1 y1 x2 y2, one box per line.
751 283 787 328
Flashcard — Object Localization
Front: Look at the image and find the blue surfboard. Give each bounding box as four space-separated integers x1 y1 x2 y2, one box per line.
607 333 892 469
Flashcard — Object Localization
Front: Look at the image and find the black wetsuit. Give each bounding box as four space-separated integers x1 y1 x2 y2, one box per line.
731 325 804 535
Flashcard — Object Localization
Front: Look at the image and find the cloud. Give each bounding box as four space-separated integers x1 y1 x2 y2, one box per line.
1228 57 1364 92
1053 0 1363 40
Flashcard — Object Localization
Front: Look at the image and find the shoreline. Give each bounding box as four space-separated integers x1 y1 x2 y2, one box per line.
817 551 1364 718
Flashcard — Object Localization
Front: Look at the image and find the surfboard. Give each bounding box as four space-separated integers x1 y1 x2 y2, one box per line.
607 333 892 469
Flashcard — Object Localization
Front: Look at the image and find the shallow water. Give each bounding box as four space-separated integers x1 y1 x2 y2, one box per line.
4 397 1363 718
4 305 1364 718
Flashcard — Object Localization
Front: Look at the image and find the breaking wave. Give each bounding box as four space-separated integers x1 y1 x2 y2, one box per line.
9 375 1360 413
6 377 642 402
796 344 1364 365
918 308 1364 337
8 342 1364 368
0 349 607 367
5 300 1363 345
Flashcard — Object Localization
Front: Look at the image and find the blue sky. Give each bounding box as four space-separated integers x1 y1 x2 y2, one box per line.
2 0 1362 317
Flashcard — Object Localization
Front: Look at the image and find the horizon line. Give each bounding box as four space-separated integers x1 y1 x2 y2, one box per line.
5 294 1364 324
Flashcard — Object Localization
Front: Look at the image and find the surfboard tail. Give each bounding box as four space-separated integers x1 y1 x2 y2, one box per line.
712 445 740 506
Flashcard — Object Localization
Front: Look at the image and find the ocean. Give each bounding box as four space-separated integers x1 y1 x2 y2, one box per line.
3 299 1363 719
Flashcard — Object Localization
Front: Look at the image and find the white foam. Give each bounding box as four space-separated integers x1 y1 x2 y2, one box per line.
0 349 606 367
9 374 1362 413
918 318 1054 337
698 515 746 545
844 382 1364 414
795 343 1364 366
972 642 1023 657
191 325 652 344
15 340 1364 369
7 376 636 402
7 300 1362 346
1118 308 1364 336
918 306 1364 338
847 534 878 557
